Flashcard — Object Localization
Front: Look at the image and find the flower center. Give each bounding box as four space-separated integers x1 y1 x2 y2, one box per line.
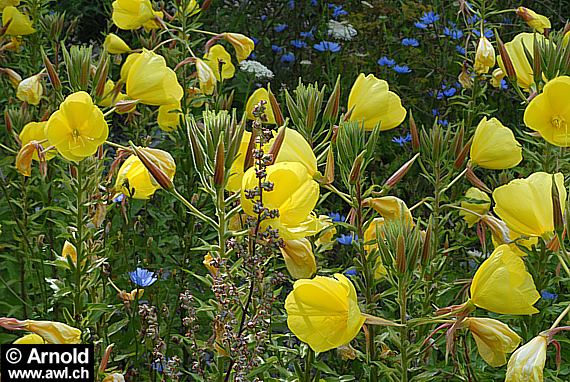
552 115 567 131
72 129 80 138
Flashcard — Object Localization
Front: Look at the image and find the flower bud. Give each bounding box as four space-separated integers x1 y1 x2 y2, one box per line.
15 141 38 177
213 137 225 188
395 233 406 273
505 335 547 381
465 166 492 193
516 7 551 33
0 67 22 88
104 33 131 54
349 151 365 184
490 68 505 88
115 99 138 114
323 76 341 122
496 33 517 80
384 153 420 188
280 238 317 279
409 110 420 151
41 49 61 91
322 147 335 184
16 74 43 105
222 33 255 62
61 240 77 264
474 37 496 74
267 85 284 126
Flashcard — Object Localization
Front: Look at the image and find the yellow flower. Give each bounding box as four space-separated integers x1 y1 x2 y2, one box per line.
498 33 546 90
195 58 217 95
182 0 200 16
141 10 162 30
241 162 319 240
516 7 551 33
115 148 176 200
474 37 496 74
157 102 182 132
13 333 46 344
24 320 81 344
459 187 491 227
204 45 235 81
123 49 183 106
463 317 521 367
0 0 20 12
16 74 43 105
223 33 255 62
61 240 77 264
505 335 548 382
98 80 126 108
19 121 55 161
347 73 406 131
280 238 317 279
112 0 157 30
490 68 505 88
493 172 566 237
470 116 522 169
365 196 413 226
491 229 538 257
245 88 275 124
45 91 108 162
2 6 35 35
285 273 366 352
270 127 318 176
523 76 570 147
470 244 540 315
104 33 131 54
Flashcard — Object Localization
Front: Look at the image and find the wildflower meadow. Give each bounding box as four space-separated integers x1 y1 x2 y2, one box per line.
1 0 570 381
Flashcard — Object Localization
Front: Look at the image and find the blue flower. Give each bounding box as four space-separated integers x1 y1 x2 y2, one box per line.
281 52 295 63
251 37 259 45
272 45 283 53
311 0 317 5
300 30 314 39
402 38 419 47
288 0 295 9
328 4 348 19
455 45 466 55
393 65 411 74
344 268 358 277
414 22 428 29
473 28 493 38
329 212 345 222
314 41 341 53
274 24 288 33
377 56 396 67
420 11 440 25
438 119 449 127
541 290 558 300
467 14 479 24
129 267 157 287
500 79 508 90
392 133 412 146
443 27 463 40
260 15 267 22
443 87 456 97
432 108 439 116
113 193 125 203
248 52 257 59
290 39 307 48
337 234 357 245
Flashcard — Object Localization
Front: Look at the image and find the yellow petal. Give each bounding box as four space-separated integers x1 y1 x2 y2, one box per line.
157 103 182 132
223 33 255 62
470 116 522 169
465 317 521 367
459 187 491 227
245 88 275 124
270 127 318 176
13 333 46 344
111 0 155 30
2 6 35 36
104 33 131 54
281 238 317 279
505 335 547 382
24 320 81 344
16 74 43 105
204 44 235 81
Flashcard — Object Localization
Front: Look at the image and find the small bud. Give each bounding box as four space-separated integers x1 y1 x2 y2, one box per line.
0 68 22 88
421 218 433 265
243 128 257 172
409 110 420 151
454 140 471 169
323 76 341 122
323 147 335 184
551 175 564 235
201 0 212 11
481 215 511 244
99 344 115 372
267 85 284 126
15 141 39 177
187 121 205 172
384 153 420 188
115 99 138 114
395 233 406 273
267 126 286 165
496 33 517 80
41 49 61 91
4 110 13 135
213 137 225 188
349 151 365 184
466 166 492 193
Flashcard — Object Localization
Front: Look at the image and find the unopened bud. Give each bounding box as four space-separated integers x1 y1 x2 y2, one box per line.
409 110 420 151
267 85 284 126
481 215 511 244
243 128 257 172
15 141 40 177
130 143 174 192
421 218 433 265
323 147 335 184
349 151 365 184
496 33 516 80
323 76 341 122
454 140 471 169
551 175 564 235
0 68 22 88
115 99 138 114
384 153 420 188
395 233 406 274
465 166 492 193
99 344 115 372
213 137 225 188
41 49 61 91
267 126 285 164
4 110 13 135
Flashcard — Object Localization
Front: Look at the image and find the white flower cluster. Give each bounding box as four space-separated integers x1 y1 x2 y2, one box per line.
239 60 274 80
327 20 357 41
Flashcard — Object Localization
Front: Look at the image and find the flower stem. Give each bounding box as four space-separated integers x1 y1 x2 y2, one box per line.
550 302 570 331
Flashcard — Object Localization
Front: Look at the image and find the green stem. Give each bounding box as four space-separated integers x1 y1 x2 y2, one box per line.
172 188 219 229
550 302 570 331
398 278 409 382
304 348 314 382
74 162 84 322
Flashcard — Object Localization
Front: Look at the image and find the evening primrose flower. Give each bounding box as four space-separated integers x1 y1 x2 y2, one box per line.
491 68 505 88
61 240 77 264
470 116 522 169
157 102 182 132
16 74 43 105
245 88 275 124
463 317 521 367
13 334 46 344
459 187 490 227
270 127 318 176
240 162 319 240
347 73 406 131
227 131 254 192
45 91 108 162
474 37 495 74
364 196 413 226
285 273 366 352
19 121 55 160
498 33 546 90
0 318 81 344
103 33 131 54
123 49 183 106
505 335 548 382
195 58 217 95
102 374 125 382
280 238 317 279
223 33 255 62
115 148 176 199
523 76 570 147
204 45 235 81
516 7 551 33
469 244 540 315
112 0 160 30
2 6 35 35
493 172 566 237
203 253 219 276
